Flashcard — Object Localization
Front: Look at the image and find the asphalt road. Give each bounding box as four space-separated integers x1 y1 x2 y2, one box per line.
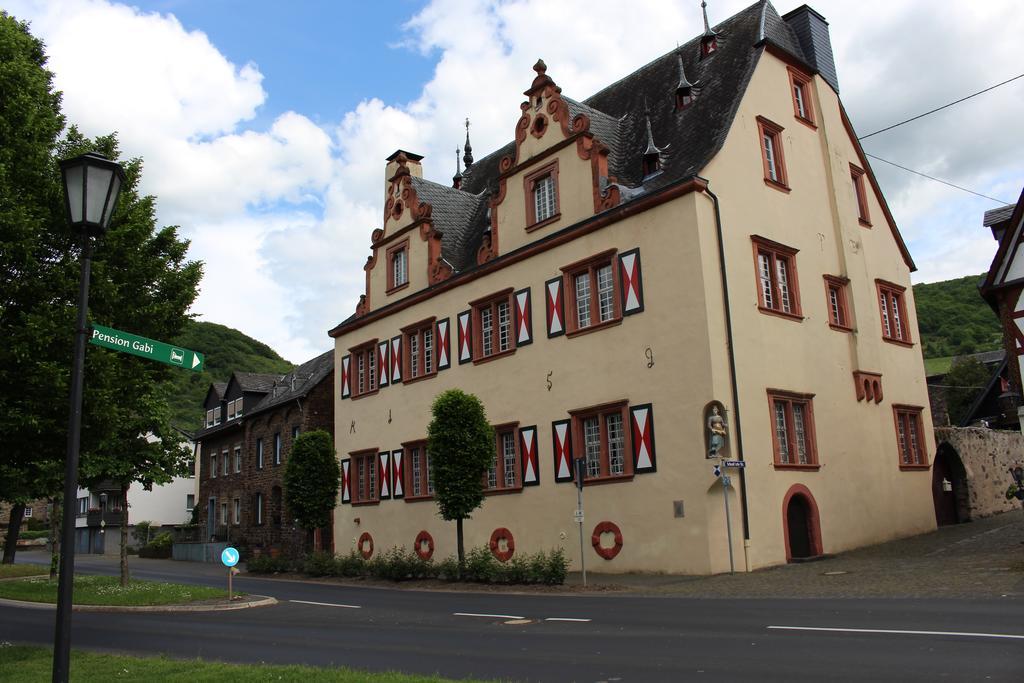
3 555 1023 682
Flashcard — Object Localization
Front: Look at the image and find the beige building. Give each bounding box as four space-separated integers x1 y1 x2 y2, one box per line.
329 1 936 574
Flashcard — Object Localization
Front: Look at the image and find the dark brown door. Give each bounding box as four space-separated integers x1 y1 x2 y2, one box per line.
932 451 959 526
787 495 812 559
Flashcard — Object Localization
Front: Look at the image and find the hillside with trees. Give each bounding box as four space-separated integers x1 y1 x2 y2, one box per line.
913 273 1003 359
164 321 295 431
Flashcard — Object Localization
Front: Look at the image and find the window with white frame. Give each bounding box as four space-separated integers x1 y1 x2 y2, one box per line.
256 438 264 469
221 449 229 476
232 498 240 525
234 445 242 473
274 433 281 465
185 494 195 511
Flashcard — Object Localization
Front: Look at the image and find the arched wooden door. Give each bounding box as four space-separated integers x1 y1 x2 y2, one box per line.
782 484 823 562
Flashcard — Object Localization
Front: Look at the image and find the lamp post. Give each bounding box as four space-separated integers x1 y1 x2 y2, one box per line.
53 152 124 683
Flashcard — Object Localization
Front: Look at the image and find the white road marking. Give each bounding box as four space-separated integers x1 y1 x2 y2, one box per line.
290 600 361 609
454 612 524 620
767 625 1024 640
545 617 592 622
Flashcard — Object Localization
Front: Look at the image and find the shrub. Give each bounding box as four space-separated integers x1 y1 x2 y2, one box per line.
133 521 155 547
464 546 501 583
17 530 49 541
543 548 569 585
247 555 292 574
436 555 459 580
303 551 337 577
335 550 365 577
138 531 173 559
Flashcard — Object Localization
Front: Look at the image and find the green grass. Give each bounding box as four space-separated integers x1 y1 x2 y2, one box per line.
0 564 47 579
924 356 953 376
0 645 475 682
0 575 232 606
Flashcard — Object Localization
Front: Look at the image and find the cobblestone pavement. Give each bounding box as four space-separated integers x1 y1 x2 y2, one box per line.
567 509 1024 598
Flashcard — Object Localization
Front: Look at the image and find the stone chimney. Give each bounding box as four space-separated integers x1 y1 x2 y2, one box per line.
782 5 839 93
384 150 424 196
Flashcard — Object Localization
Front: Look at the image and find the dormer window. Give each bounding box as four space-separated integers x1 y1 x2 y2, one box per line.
386 239 410 293
701 37 717 56
524 161 560 231
205 408 218 428
676 86 694 110
642 152 661 178
534 95 543 111
226 398 243 420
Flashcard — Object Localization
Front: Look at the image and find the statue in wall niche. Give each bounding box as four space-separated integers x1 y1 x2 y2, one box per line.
706 403 727 459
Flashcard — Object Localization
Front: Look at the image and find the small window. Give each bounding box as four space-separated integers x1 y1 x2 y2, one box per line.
471 291 515 361
254 492 263 525
23 507 32 518
274 433 282 465
220 502 228 525
768 390 819 468
387 240 410 292
350 340 379 398
205 408 216 428
221 449 229 476
676 86 694 110
210 453 217 479
404 440 433 500
292 425 300 441
524 161 560 230
403 319 437 380
351 450 379 504
876 280 911 345
77 497 88 515
256 438 264 469
642 152 661 178
233 445 242 473
850 165 871 226
787 67 815 127
893 405 928 468
756 116 788 191
232 498 240 525
823 275 852 331
185 494 195 511
485 425 522 492
752 236 802 319
562 250 621 335
570 401 632 483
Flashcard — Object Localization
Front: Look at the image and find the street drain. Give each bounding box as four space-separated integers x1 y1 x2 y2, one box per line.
504 619 533 625
822 571 848 576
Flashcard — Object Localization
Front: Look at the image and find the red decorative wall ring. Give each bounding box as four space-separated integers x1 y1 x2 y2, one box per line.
357 532 374 560
414 530 434 561
591 521 623 560
489 527 516 562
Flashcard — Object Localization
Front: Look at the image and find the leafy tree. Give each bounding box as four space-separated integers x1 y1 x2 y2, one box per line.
944 356 992 425
427 389 494 573
0 11 68 562
0 14 202 575
283 430 339 552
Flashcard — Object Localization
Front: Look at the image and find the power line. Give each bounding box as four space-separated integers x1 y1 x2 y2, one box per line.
864 153 1011 204
858 72 1024 140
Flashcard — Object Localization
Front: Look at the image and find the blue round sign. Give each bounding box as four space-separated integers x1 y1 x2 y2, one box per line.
221 546 239 567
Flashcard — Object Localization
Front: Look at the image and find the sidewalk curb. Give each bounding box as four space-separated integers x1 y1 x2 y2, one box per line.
0 595 277 613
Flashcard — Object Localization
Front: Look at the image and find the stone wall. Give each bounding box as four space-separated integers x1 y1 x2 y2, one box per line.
935 426 1024 519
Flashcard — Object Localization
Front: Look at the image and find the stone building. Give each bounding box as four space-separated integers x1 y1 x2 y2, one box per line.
329 1 937 573
195 350 334 557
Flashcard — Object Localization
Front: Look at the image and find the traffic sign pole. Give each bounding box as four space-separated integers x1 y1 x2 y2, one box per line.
574 458 587 588
722 472 735 575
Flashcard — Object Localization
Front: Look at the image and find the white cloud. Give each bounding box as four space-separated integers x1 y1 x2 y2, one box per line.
8 0 1023 362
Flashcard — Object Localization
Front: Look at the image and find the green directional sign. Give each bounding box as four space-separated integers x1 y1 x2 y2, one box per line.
89 323 205 372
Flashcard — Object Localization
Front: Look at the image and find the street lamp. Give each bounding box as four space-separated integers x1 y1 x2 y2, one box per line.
53 152 124 683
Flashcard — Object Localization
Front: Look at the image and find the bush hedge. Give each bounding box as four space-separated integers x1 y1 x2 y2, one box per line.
249 546 568 585
138 531 173 559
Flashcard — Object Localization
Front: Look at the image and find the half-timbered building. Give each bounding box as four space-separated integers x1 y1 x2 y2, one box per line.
329 1 937 573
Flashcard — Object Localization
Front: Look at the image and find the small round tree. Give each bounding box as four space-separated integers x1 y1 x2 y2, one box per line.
428 389 494 573
283 430 340 553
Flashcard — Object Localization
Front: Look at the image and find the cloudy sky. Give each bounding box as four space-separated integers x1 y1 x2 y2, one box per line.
6 0 1023 363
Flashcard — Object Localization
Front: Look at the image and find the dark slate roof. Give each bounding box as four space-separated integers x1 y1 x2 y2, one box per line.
233 372 282 394
250 349 334 415
390 1 811 276
212 382 227 398
983 204 1016 227
410 176 490 272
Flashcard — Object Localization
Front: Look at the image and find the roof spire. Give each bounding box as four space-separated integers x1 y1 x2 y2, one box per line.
642 97 663 158
701 1 716 37
453 146 463 188
699 1 720 56
676 50 695 90
462 118 474 169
